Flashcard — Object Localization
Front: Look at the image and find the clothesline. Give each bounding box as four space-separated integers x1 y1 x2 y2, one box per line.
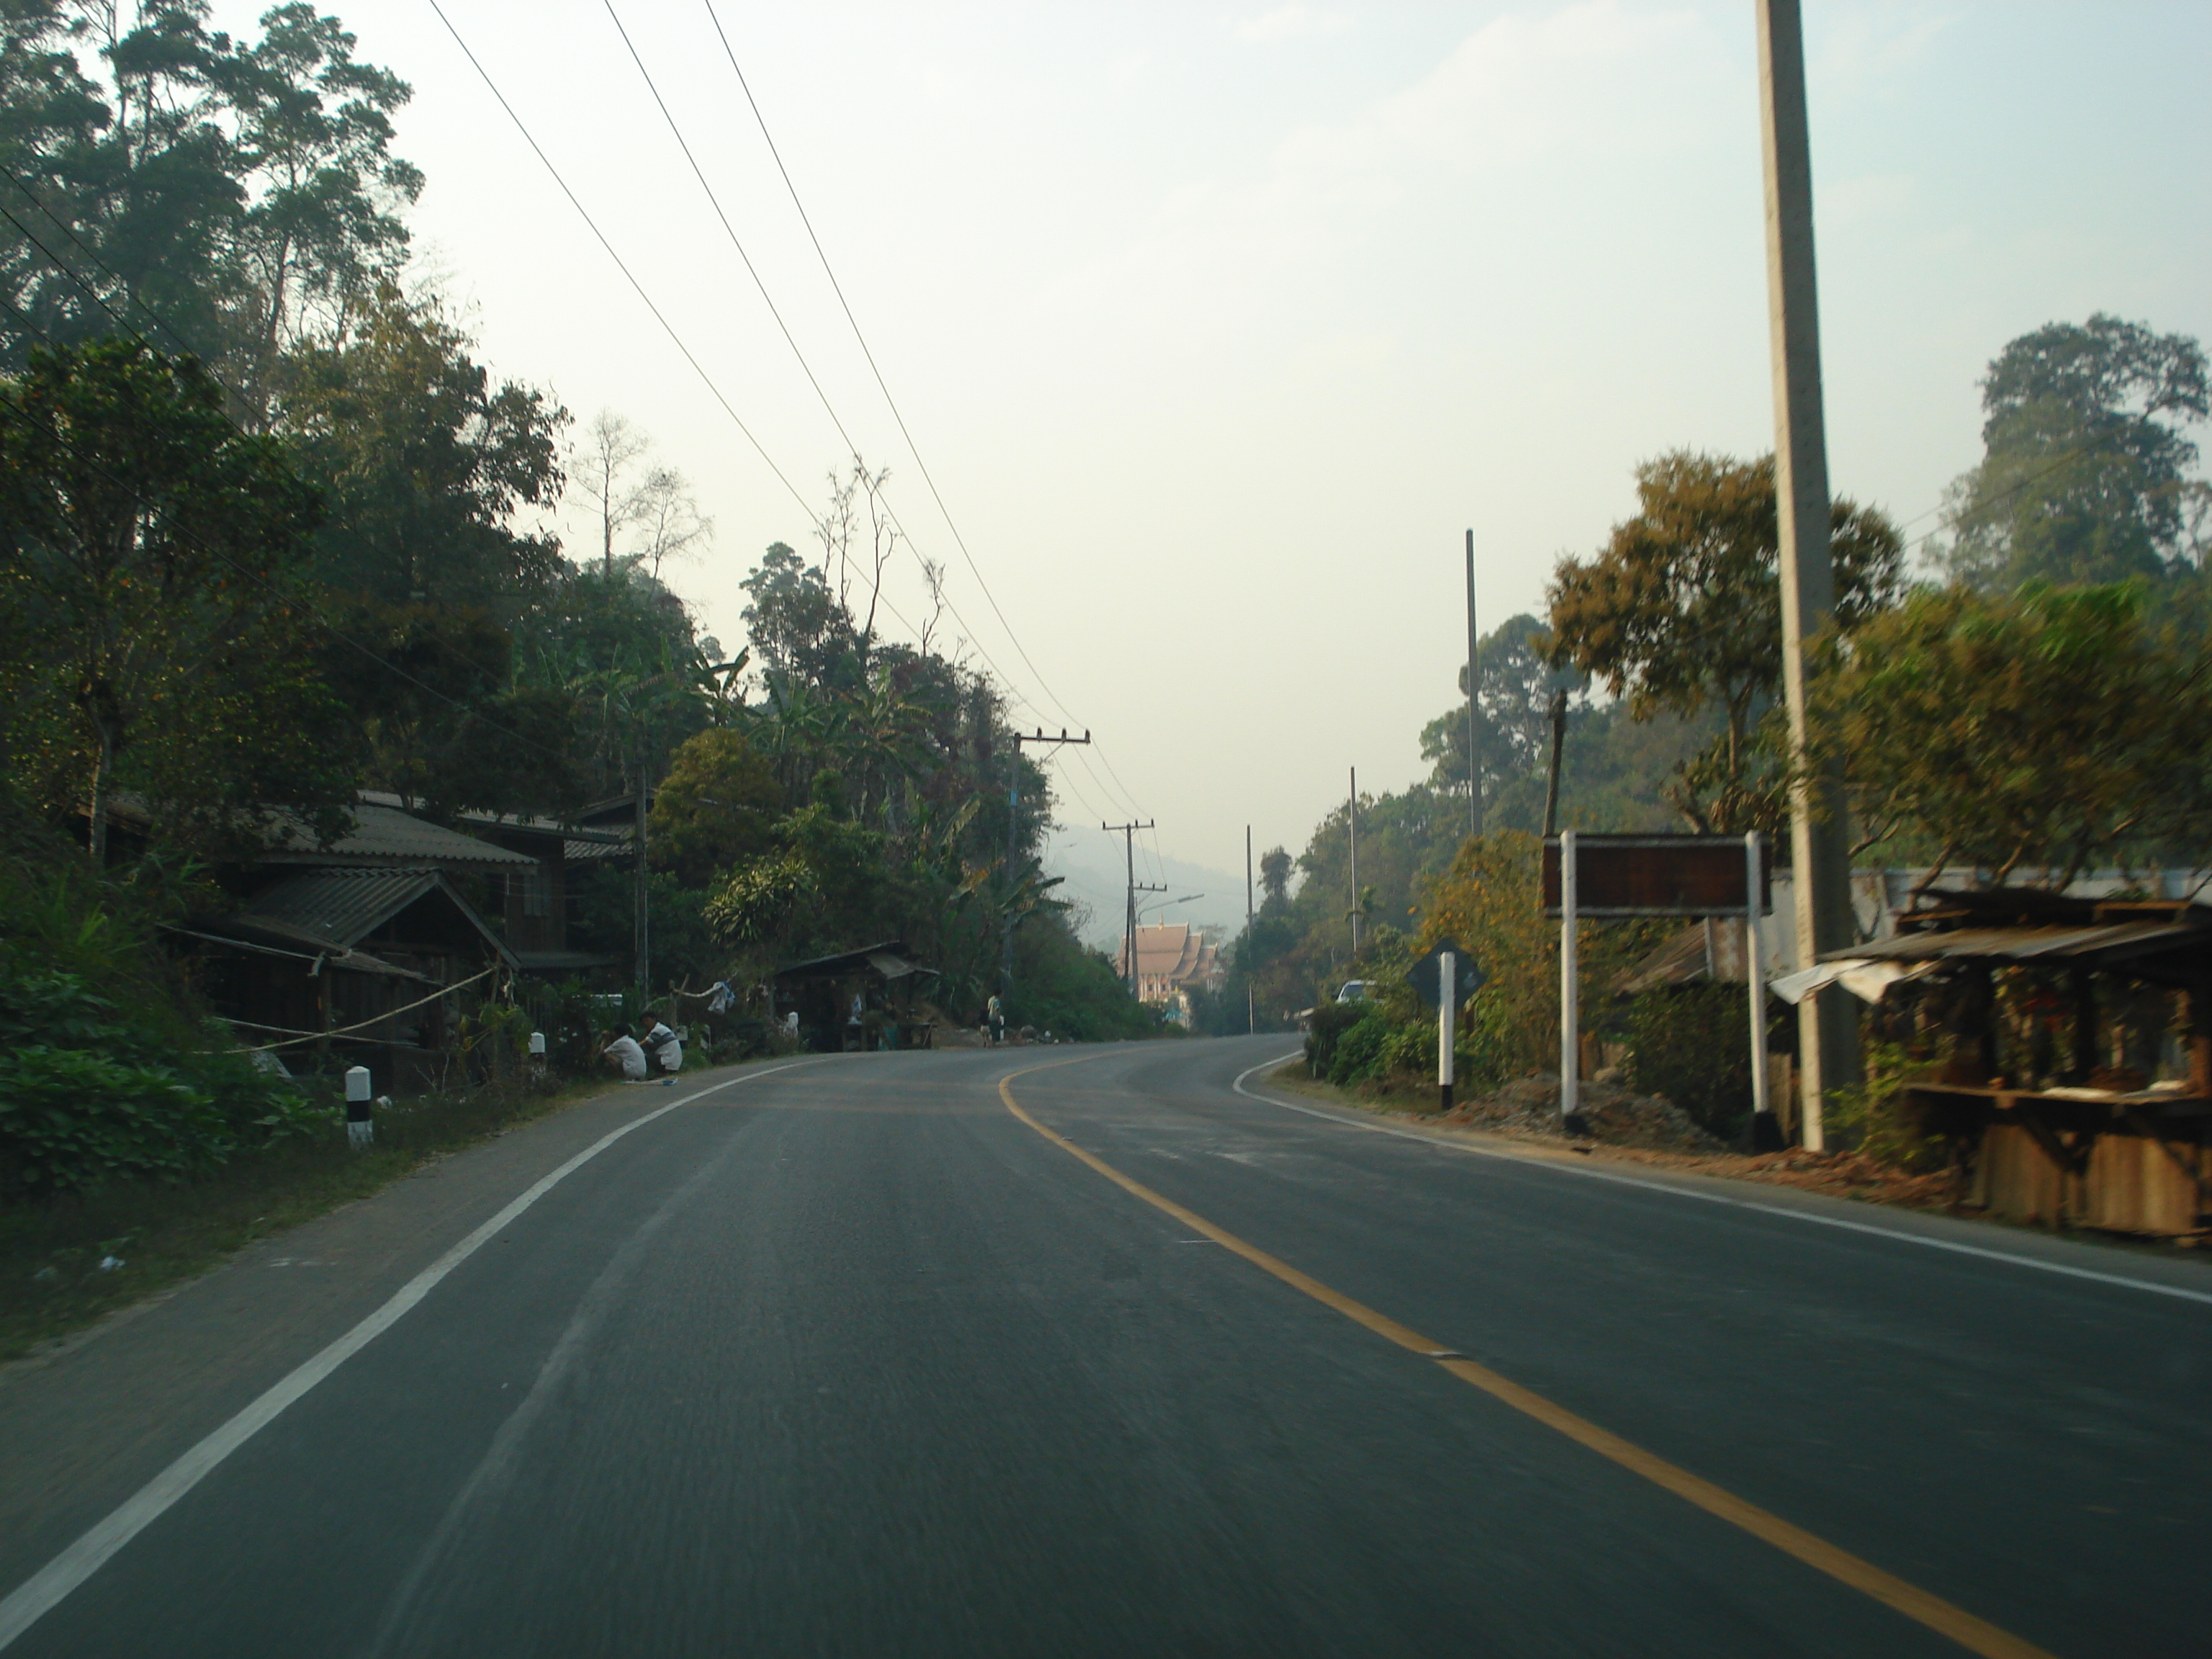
230 965 500 1053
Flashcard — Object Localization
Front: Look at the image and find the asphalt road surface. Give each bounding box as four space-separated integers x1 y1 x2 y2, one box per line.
1 1037 2206 1658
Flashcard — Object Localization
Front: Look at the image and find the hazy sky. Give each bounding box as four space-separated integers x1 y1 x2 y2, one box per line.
212 1 2212 910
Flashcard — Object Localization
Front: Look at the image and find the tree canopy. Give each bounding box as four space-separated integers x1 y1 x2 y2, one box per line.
1823 580 2212 885
0 338 347 860
1545 450 1903 831
1941 314 2208 590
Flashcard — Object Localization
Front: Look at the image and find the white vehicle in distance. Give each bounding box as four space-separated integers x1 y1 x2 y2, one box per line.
1333 981 1375 1004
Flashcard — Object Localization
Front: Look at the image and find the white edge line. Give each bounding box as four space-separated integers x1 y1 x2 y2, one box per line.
0 1061 806 1651
1229 1053 2212 1310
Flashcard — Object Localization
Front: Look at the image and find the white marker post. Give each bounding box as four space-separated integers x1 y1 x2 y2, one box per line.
344 1065 374 1149
1438 948 1456 1112
1560 829 1579 1126
1746 832 1771 1135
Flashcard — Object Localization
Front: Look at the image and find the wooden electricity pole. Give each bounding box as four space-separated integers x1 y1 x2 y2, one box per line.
1102 819 1156 998
1758 0 1859 1146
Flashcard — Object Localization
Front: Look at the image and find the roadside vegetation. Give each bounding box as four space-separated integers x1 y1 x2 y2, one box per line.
0 1 1153 1348
1206 313 2212 1173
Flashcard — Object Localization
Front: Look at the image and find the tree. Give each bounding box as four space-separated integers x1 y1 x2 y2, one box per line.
0 338 346 860
1545 450 1903 832
319 599 583 818
0 3 421 404
1822 581 2212 886
631 462 709 580
215 3 421 381
573 408 647 575
1941 315 2208 591
277 281 565 612
740 540 858 691
649 727 778 887
1420 611 1580 812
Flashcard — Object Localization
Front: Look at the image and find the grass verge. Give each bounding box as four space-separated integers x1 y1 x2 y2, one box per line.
0 1076 606 1365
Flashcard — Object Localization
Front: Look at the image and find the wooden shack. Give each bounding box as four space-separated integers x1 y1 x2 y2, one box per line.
771 941 938 1052
1823 889 2211 1236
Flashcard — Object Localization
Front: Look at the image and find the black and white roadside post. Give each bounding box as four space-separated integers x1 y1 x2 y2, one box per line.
1437 948 1457 1111
344 1064 374 1149
1409 940 1485 1114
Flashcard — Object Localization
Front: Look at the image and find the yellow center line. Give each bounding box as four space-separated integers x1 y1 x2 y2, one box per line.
999 1066 2057 1659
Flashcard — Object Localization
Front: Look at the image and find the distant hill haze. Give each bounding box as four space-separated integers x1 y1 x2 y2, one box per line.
1043 828 1249 952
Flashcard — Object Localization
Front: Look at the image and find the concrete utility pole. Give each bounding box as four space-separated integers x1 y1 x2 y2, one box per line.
1102 819 1157 999
1465 529 1481 839
1757 0 1858 1147
1346 767 1361 956
1002 729 1090 1009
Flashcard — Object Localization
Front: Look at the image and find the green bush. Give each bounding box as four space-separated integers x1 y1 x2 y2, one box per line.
0 962 324 1194
1624 984 1758 1141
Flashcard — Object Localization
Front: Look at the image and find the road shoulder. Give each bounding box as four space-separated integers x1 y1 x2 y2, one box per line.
0 1058 790 1606
1231 1058 2212 1303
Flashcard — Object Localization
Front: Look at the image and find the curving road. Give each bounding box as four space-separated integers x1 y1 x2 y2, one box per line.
0 1037 2204 1656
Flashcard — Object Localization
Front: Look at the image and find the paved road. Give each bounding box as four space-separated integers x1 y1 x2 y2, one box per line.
1 1037 2204 1656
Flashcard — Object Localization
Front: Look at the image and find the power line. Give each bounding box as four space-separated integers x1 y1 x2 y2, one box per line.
594 1 1040 727
1894 426 2139 542
696 0 1157 827
427 0 983 698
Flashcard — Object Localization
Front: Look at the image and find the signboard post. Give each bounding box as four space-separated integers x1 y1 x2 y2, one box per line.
1560 830 1580 1128
1408 940 1485 1114
1545 833 1774 1142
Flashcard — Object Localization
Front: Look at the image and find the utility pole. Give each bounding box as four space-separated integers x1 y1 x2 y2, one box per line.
1347 767 1361 956
1245 825 1256 1035
1102 819 1157 999
1002 728 1091 1010
1758 0 1858 1147
1542 691 1568 838
1465 528 1481 839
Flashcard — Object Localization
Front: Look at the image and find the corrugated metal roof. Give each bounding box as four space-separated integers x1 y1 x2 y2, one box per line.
233 868 516 971
261 804 537 870
775 940 917 980
1830 922 2201 965
239 868 443 948
563 836 632 863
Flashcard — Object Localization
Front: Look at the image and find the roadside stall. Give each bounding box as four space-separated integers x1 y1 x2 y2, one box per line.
1814 889 2211 1236
770 941 939 1053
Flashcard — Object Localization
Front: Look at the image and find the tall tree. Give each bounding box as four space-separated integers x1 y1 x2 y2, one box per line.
1545 450 1902 832
0 4 419 405
276 280 565 611
0 338 345 860
1941 315 2208 590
